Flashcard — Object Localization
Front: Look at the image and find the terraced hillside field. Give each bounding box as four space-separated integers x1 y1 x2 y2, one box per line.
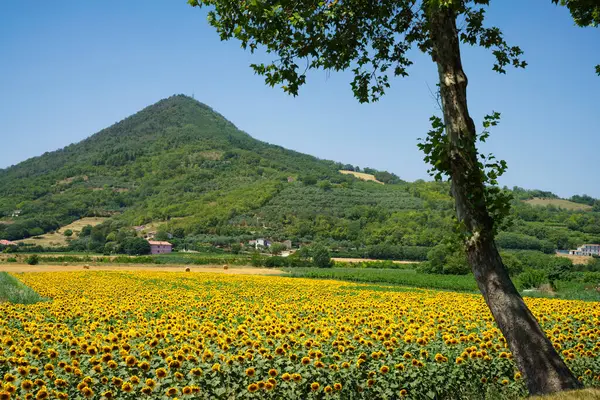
1 272 599 399
524 198 593 211
15 217 108 247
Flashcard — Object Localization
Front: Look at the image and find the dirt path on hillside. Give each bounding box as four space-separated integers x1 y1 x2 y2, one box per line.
0 264 284 275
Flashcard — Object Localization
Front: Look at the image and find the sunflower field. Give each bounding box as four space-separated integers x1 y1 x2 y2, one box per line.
0 271 599 399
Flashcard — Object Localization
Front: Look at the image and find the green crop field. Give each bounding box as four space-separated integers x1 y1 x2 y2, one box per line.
0 272 47 304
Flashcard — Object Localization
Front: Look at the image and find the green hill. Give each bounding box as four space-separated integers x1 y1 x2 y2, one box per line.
1 95 599 258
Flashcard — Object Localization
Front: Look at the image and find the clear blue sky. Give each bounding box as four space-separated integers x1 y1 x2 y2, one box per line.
1 1 598 197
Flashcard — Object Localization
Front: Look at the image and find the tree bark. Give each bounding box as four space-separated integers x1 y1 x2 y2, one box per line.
427 5 582 396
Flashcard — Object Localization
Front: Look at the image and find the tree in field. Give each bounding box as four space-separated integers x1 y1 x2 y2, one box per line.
154 230 170 241
317 180 332 191
26 254 39 266
79 225 93 237
173 228 186 239
122 237 151 255
188 0 598 394
269 242 288 255
311 244 333 268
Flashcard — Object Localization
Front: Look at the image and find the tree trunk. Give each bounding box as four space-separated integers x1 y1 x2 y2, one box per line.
427 5 582 396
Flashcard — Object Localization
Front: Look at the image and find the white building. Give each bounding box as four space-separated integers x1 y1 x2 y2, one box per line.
569 244 600 256
249 238 271 249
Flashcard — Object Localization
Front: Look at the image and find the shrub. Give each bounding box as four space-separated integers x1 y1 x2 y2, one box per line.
79 225 93 237
26 254 40 265
7 257 17 263
500 252 524 276
317 180 332 191
28 227 44 237
442 251 470 275
419 246 445 274
63 229 73 237
269 243 287 256
547 257 573 288
121 237 151 255
154 231 170 241
518 269 548 290
295 246 312 259
103 242 119 255
264 256 286 268
419 243 468 275
173 228 185 239
283 253 313 268
300 175 317 185
582 272 600 284
584 257 600 272
510 250 553 271
335 260 419 270
286 257 313 268
365 244 429 261
230 243 242 254
250 252 264 267
496 232 555 254
312 245 333 268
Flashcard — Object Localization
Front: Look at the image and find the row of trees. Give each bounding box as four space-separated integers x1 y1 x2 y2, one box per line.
252 244 333 269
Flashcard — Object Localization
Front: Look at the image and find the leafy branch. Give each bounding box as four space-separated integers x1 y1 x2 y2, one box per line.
418 112 513 237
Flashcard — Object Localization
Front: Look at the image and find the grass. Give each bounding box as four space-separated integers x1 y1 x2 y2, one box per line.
0 272 47 304
284 268 600 301
15 217 108 247
283 267 479 292
530 389 600 400
524 198 592 211
536 280 600 302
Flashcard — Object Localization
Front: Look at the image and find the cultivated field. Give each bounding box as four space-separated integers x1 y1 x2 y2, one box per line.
555 252 594 265
524 198 592 211
332 257 419 264
0 264 280 275
15 217 109 247
339 170 384 184
1 271 599 399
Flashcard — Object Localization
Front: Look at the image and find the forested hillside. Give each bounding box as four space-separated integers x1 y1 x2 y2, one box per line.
1 94 600 258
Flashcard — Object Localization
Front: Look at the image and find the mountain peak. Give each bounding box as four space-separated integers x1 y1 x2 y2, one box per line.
147 93 212 111
0 95 346 238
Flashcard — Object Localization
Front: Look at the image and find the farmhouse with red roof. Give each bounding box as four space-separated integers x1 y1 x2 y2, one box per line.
148 240 172 255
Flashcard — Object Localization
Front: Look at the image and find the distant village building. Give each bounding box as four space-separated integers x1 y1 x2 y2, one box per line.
257 238 271 248
569 244 600 256
0 239 17 246
11 210 21 217
282 240 292 250
148 240 172 255
249 238 271 249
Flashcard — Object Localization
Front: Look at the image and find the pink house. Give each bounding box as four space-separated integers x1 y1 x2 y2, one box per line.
148 240 172 254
